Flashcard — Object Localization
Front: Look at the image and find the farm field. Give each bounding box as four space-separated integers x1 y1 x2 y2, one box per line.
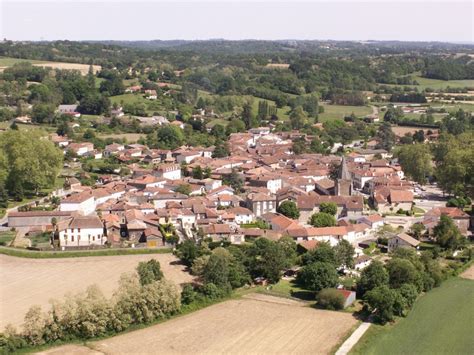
86 294 357 354
0 253 192 329
98 133 146 142
350 276 474 355
319 104 372 121
0 57 100 75
412 75 474 90
391 126 434 137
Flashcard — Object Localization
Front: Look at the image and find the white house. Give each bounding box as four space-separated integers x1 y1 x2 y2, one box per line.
388 233 420 253
68 142 94 157
228 207 254 225
60 192 95 215
56 216 105 248
155 164 181 180
176 151 202 164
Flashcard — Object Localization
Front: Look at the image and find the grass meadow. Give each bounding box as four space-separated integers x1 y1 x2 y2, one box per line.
350 277 474 355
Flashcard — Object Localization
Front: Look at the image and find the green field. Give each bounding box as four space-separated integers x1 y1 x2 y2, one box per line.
413 76 474 90
319 104 373 122
0 56 47 67
350 277 474 355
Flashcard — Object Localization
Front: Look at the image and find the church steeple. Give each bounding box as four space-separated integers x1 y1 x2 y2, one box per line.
336 156 353 196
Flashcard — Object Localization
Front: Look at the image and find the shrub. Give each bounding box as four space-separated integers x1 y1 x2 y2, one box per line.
181 284 197 305
137 259 163 285
316 289 345 310
319 202 337 216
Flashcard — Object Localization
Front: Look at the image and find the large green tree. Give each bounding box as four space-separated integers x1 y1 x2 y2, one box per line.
0 130 63 196
277 201 300 219
309 212 336 227
297 262 338 292
397 144 433 184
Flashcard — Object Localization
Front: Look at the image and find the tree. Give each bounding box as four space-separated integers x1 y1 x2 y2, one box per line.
357 260 389 296
302 242 337 266
364 285 397 324
433 132 474 197
156 126 184 150
226 119 246 135
289 106 307 130
242 102 253 129
335 239 355 268
433 215 463 250
309 212 336 227
319 202 337 216
396 144 432 184
78 94 110 115
246 238 289 283
297 262 338 292
213 140 230 158
192 166 203 180
22 305 46 345
136 259 163 285
409 223 425 240
0 131 63 196
175 240 200 267
203 248 231 289
223 169 243 192
316 288 345 310
376 122 396 151
277 201 300 219
32 103 55 124
386 258 423 291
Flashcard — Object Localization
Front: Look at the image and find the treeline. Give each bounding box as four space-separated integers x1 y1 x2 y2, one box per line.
0 260 180 353
423 56 474 80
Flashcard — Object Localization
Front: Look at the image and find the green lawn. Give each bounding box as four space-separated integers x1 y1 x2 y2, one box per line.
350 277 474 355
0 232 15 246
110 93 147 106
261 279 314 301
319 104 372 122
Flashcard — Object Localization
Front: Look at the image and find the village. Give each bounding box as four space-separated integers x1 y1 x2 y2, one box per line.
4 124 471 274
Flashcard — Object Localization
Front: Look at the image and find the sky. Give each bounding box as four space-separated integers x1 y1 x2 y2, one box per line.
1 0 473 42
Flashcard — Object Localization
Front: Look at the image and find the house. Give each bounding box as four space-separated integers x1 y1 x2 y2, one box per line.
125 85 141 93
176 151 202 164
60 191 95 215
58 104 80 118
358 214 384 230
155 164 181 180
50 134 70 147
68 142 94 156
55 216 105 248
104 143 125 157
201 224 243 244
373 187 413 213
246 192 276 217
336 289 356 308
8 211 72 228
387 233 420 252
422 207 470 235
227 207 254 225
354 255 372 270
248 175 282 194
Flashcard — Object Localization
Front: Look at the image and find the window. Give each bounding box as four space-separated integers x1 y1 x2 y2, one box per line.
78 228 81 233
70 228 74 233
71 235 74 242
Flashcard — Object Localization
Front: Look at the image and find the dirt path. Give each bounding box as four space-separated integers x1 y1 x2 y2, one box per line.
0 253 192 329
460 265 474 280
335 322 371 355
